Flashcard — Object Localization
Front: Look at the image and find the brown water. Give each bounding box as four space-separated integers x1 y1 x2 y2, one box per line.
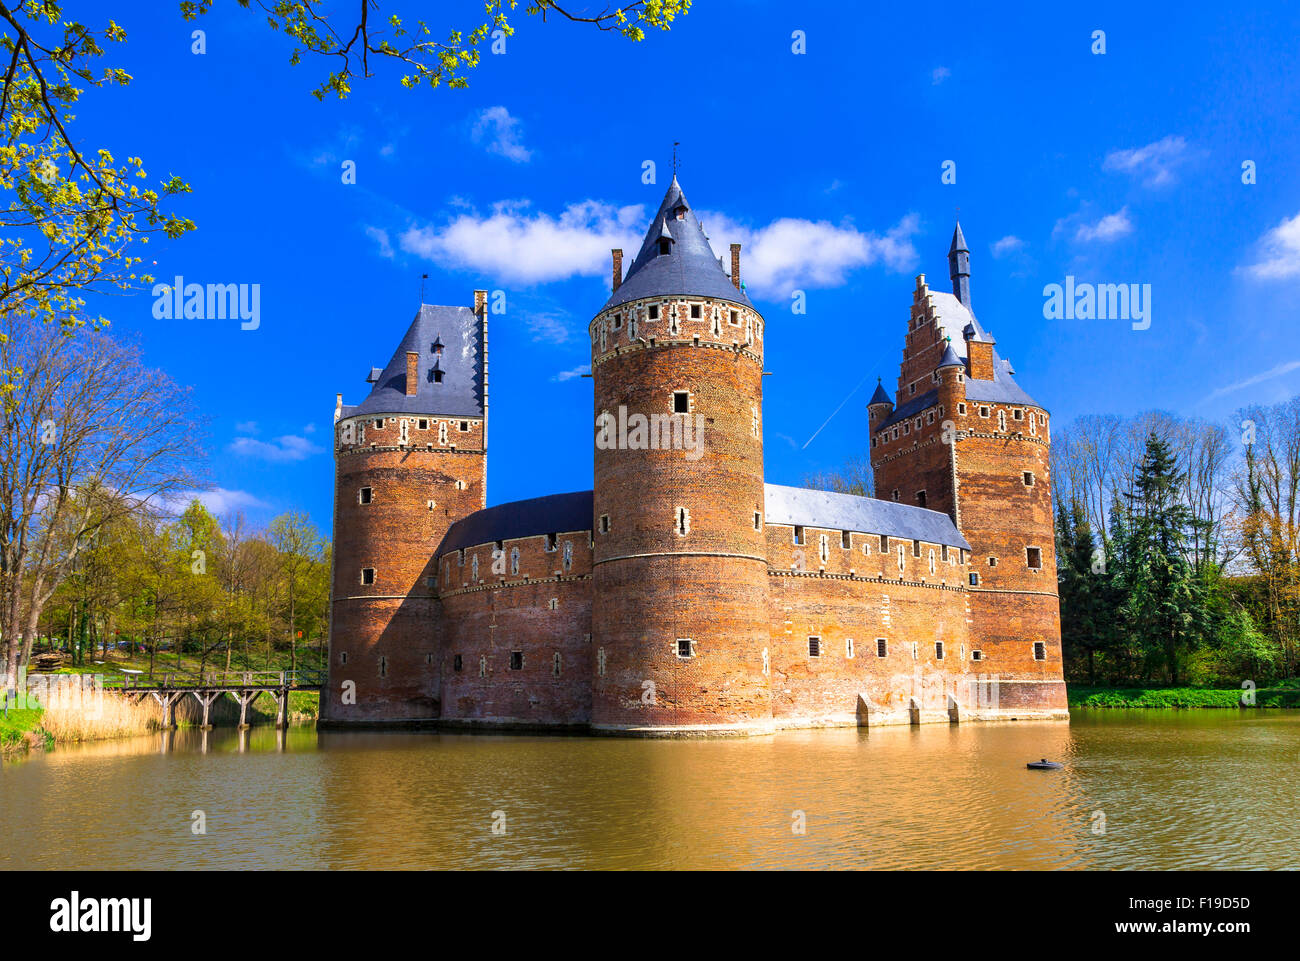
2 711 1297 870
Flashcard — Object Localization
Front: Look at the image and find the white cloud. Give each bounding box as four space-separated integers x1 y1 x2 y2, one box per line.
397 199 918 295
234 420 259 435
553 365 590 382
471 106 532 163
1070 207 1134 243
399 200 645 284
1241 212 1300 280
932 66 951 85
303 423 317 434
1204 359 1300 403
527 312 574 344
990 235 1025 258
699 211 920 294
364 225 394 258
228 434 324 463
1103 135 1187 187
165 487 271 517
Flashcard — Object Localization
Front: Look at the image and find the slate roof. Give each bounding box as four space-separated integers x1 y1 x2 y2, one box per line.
602 176 753 312
434 483 969 559
764 484 970 550
436 491 593 558
868 379 894 407
342 304 484 420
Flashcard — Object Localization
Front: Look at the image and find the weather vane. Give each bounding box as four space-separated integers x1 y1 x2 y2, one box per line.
672 141 680 176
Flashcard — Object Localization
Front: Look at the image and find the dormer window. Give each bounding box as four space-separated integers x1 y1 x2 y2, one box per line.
432 337 444 355
659 238 671 255
674 204 687 220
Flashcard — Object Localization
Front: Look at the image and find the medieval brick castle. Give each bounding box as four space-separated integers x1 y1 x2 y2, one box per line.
320 178 1068 735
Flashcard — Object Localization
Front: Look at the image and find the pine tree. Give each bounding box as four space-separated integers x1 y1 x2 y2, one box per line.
1116 434 1206 685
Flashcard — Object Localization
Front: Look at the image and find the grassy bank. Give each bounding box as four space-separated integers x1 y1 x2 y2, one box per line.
0 707 52 757
1068 680 1300 709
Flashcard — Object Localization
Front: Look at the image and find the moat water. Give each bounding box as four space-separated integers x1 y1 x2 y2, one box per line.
2 710 1297 870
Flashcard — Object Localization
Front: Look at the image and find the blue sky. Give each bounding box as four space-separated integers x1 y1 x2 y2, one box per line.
73 1 1300 535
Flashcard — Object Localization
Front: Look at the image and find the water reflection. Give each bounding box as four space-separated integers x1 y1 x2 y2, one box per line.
2 712 1297 870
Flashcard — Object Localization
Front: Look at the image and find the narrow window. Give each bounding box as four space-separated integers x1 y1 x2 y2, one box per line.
676 506 690 535
359 487 372 504
879 534 888 553
876 638 888 658
480 655 487 678
545 532 557 552
597 647 606 676
453 654 463 672
471 555 479 580
1034 642 1047 661
911 641 919 661
916 490 927 508
548 598 558 611
989 556 998 567
677 638 694 658
599 514 610 534
373 419 384 429
969 572 980 587
553 652 562 677
690 304 701 319
819 534 829 562
433 370 444 383
754 512 762 531
648 305 659 320
1013 409 1024 420
339 651 348 665
972 650 984 661
897 546 905 572
941 545 949 562
841 530 851 550
510 651 524 670
998 411 1007 431
958 402 967 415
379 655 387 677
935 641 945 660
1023 471 1035 487
979 406 990 418
658 238 671 255
510 547 520 576
562 541 573 572
793 525 804 546
1027 547 1043 569
729 309 739 325
438 422 448 445
459 421 469 432
845 638 855 659
928 549 936 574
808 636 821 658
361 568 375 585
673 390 690 413
913 540 922 558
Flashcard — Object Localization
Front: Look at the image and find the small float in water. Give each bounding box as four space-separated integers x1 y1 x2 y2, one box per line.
1026 758 1063 770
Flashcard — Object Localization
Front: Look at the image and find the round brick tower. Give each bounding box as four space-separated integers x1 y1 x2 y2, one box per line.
322 293 488 724
589 178 772 733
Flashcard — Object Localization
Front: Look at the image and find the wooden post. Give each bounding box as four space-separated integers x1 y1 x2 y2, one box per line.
275 688 288 728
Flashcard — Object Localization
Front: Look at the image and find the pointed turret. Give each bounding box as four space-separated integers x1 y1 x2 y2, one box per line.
603 176 752 311
868 377 894 408
949 220 971 310
937 340 964 370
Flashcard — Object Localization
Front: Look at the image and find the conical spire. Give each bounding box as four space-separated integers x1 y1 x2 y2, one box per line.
601 176 752 311
868 377 894 408
948 220 971 310
937 338 964 369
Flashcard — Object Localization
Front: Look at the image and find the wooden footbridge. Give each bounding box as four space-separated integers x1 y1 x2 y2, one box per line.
104 670 325 729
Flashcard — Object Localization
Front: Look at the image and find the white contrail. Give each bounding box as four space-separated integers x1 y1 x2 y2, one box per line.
802 373 873 449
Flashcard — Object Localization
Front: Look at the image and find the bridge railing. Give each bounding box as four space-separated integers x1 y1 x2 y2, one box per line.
101 670 327 690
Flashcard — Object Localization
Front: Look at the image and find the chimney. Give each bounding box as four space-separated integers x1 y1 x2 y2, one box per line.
730 243 741 290
405 352 419 396
611 249 623 293
473 289 487 318
334 392 343 423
